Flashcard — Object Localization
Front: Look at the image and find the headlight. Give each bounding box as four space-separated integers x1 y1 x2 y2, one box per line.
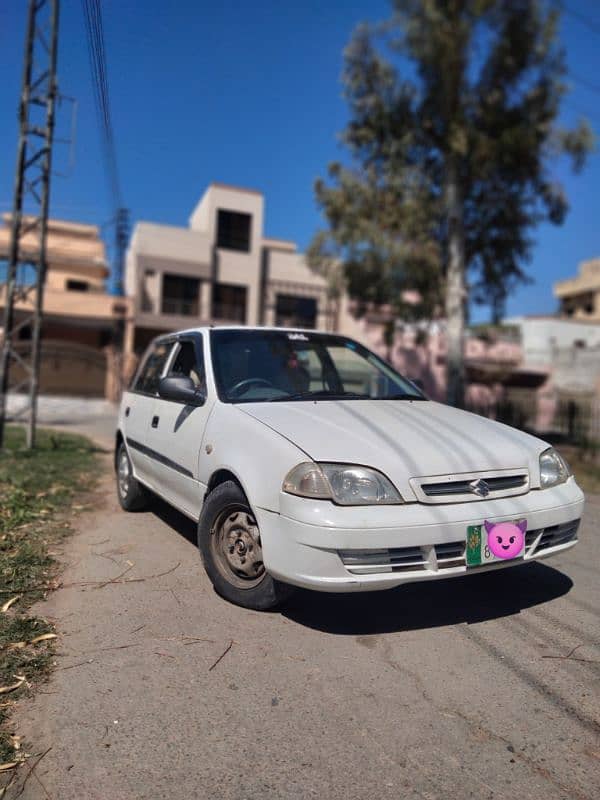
282 462 403 505
539 447 570 489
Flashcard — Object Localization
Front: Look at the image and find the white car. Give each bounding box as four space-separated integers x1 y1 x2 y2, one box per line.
116 326 584 610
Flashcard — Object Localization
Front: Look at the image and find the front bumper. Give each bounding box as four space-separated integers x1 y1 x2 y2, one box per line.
255 477 585 592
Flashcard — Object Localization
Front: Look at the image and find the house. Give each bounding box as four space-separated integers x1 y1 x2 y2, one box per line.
125 183 337 354
0 215 133 398
554 258 600 321
504 314 600 439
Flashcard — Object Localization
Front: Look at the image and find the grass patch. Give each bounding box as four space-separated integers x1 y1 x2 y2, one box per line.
0 426 98 765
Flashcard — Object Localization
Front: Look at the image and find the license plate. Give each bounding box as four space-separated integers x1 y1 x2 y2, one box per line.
466 521 526 567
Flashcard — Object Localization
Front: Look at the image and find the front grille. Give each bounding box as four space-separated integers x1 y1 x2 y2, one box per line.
339 542 467 574
422 474 527 497
435 541 465 568
526 520 580 553
339 520 579 576
339 547 427 575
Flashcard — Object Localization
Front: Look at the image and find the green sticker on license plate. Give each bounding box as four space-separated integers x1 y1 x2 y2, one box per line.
466 523 526 567
466 525 484 566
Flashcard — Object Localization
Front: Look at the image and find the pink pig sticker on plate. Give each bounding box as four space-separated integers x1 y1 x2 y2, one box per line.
484 519 527 559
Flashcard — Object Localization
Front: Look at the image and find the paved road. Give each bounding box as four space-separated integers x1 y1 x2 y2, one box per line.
12 461 600 800
7 395 117 428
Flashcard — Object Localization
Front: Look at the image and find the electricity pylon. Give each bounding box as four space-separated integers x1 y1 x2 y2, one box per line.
0 0 60 448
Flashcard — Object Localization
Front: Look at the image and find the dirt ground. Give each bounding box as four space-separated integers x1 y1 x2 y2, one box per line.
7 450 600 800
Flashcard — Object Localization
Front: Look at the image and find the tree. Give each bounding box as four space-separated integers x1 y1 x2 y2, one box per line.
308 0 593 407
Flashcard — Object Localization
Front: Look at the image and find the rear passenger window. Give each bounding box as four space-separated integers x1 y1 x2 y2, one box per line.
133 341 172 395
168 340 205 391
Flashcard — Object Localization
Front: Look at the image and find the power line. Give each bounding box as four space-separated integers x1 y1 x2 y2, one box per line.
568 70 600 96
559 2 600 38
81 0 121 208
81 0 128 311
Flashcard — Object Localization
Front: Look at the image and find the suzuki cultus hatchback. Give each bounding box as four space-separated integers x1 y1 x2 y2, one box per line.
116 327 584 609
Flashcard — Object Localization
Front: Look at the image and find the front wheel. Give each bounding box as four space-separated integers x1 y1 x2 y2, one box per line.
116 442 150 511
198 481 294 610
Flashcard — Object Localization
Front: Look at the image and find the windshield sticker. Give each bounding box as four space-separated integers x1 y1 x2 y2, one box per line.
287 333 309 341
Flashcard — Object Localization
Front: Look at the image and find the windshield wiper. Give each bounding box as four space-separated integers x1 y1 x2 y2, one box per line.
268 390 370 402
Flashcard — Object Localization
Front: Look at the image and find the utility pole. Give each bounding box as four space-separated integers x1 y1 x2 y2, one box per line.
113 206 129 397
0 0 60 449
114 207 129 298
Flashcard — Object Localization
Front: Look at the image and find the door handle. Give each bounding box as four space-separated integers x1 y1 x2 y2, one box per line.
125 406 130 417
151 416 159 428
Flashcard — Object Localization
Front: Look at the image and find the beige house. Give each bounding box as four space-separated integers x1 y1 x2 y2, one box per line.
126 183 339 353
554 258 600 321
0 215 133 397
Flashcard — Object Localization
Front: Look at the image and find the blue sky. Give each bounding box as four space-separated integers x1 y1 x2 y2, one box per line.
1 0 599 321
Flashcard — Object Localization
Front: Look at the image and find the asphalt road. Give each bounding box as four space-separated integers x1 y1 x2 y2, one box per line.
11 448 600 800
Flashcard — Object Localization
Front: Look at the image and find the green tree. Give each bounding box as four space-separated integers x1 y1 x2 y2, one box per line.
309 0 593 407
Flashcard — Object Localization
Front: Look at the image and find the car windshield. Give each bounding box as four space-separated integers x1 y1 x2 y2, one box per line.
210 329 427 403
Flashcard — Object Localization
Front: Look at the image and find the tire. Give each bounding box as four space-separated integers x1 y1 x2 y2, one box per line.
198 480 295 610
116 442 150 512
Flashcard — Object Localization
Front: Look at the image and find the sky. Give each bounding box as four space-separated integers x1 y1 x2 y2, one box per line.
1 0 600 322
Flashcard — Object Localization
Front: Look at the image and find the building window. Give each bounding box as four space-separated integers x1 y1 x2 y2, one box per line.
66 279 90 292
212 283 247 323
275 294 317 329
161 274 200 316
216 210 251 252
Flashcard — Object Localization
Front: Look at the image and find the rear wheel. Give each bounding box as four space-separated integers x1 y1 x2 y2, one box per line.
116 442 150 511
198 481 294 610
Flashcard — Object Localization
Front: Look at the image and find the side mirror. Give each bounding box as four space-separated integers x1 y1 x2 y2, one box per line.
158 376 205 406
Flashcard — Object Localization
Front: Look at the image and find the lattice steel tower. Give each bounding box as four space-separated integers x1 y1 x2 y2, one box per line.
0 0 60 448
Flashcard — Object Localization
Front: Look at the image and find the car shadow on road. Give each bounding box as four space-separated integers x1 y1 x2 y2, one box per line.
150 498 198 545
282 563 573 635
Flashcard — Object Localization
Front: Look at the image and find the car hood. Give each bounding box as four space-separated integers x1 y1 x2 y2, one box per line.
240 399 548 499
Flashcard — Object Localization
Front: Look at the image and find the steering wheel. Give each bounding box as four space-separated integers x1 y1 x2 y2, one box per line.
229 377 276 398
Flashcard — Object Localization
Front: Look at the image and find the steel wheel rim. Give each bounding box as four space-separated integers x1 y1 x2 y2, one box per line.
210 503 265 589
118 450 130 498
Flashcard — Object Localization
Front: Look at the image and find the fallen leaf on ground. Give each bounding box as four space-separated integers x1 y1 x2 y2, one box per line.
29 633 57 645
0 762 18 772
1 596 20 613
0 677 25 694
4 633 57 651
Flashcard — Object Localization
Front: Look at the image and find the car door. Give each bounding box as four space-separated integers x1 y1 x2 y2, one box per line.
145 333 214 518
123 338 175 486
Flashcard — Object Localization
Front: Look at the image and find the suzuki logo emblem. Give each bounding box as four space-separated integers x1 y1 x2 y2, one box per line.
469 478 490 497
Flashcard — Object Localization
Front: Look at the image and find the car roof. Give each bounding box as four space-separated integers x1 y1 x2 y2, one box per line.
155 325 339 339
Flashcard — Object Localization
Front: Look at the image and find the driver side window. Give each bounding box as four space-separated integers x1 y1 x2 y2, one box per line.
167 340 205 392
132 341 172 395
